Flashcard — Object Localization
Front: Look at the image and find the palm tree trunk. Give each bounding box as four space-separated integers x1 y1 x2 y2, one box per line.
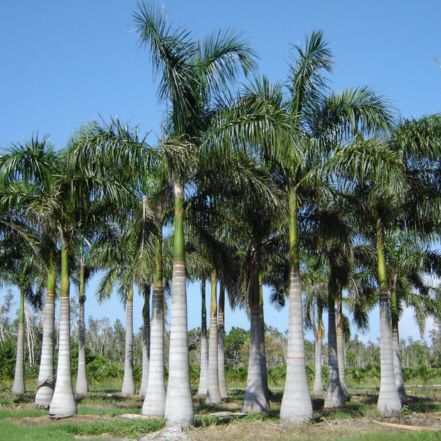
325 262 345 409
12 288 25 395
207 269 221 404
336 295 349 400
243 264 269 413
35 251 56 407
139 283 151 398
49 238 76 418
376 220 401 417
164 183 193 427
280 187 313 422
122 286 135 395
312 303 324 393
75 260 88 395
392 321 406 402
258 273 269 401
197 279 208 397
142 232 166 416
218 281 228 400
34 250 56 409
391 285 406 403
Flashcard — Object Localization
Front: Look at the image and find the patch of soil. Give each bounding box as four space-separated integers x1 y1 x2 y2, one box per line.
189 419 385 441
139 427 192 441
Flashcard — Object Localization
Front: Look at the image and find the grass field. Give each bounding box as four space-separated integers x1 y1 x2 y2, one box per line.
1 386 441 440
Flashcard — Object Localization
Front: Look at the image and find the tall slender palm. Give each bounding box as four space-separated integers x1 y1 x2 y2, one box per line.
1 134 129 416
278 32 332 422
217 280 228 399
196 279 208 397
75 256 88 395
142 175 170 416
94 223 145 396
123 285 135 395
328 114 441 415
35 242 57 407
0 138 60 407
0 247 42 395
303 200 352 408
72 240 96 396
303 262 327 393
52 143 129 417
384 231 440 402
70 119 169 415
336 291 350 399
139 282 151 398
134 2 256 426
207 269 222 404
184 220 237 404
195 148 283 413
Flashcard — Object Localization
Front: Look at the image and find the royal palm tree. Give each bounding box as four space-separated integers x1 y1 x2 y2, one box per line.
142 173 170 416
217 280 228 399
1 134 129 416
0 238 42 395
134 2 257 426
384 231 441 402
198 150 283 413
196 278 208 397
0 138 60 407
329 114 441 416
303 262 327 393
278 32 332 422
69 119 170 415
94 221 147 396
35 240 57 407
139 282 151 398
207 269 222 404
72 238 96 396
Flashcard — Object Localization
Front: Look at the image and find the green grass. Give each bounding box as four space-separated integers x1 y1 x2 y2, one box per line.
60 418 164 438
1 387 441 441
0 418 164 440
0 422 76 441
0 407 47 419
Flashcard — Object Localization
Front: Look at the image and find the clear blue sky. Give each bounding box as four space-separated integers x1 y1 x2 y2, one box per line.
1 0 440 343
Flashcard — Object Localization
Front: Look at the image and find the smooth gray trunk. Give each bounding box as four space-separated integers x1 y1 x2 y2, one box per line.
35 290 55 407
207 316 221 404
392 323 406 402
121 292 135 395
49 294 76 418
336 301 349 400
312 335 323 393
164 260 193 427
280 268 313 422
217 311 228 399
139 285 150 398
336 330 349 399
197 280 208 397
142 282 166 416
243 304 269 413
325 299 345 408
12 290 25 395
243 266 269 413
207 272 221 404
377 291 402 416
75 296 88 395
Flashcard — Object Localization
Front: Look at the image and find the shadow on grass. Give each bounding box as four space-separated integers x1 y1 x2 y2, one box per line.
405 395 441 413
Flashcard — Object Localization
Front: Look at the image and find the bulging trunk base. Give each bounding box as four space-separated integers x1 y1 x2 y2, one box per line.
164 260 193 428
280 271 313 423
377 397 402 417
324 383 346 409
